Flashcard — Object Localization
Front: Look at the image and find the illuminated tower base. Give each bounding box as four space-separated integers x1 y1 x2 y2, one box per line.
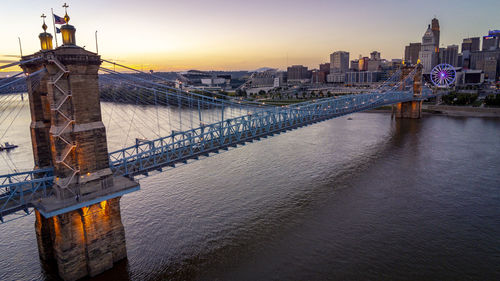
394 101 423 119
35 198 126 280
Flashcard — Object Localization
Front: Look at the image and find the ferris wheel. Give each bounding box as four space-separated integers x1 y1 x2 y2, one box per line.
430 64 456 88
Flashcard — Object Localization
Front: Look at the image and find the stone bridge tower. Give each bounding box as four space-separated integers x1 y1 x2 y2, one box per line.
393 63 424 119
21 11 138 281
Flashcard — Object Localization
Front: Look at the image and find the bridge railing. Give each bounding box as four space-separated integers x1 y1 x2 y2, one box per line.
0 87 435 222
108 90 419 177
0 168 54 222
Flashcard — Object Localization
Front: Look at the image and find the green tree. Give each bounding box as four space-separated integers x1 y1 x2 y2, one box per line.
485 94 500 106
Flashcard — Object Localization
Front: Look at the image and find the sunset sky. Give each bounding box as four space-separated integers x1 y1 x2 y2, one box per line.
1 0 499 73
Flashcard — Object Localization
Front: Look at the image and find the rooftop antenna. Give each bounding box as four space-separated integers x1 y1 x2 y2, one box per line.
18 37 23 57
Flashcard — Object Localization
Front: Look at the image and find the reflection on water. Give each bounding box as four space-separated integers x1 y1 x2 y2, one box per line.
1 98 500 280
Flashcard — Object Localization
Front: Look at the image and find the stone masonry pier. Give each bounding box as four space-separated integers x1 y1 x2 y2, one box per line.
21 15 139 281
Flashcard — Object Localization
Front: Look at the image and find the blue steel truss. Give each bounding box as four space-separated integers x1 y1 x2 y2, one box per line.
0 168 54 222
108 89 434 177
0 85 435 223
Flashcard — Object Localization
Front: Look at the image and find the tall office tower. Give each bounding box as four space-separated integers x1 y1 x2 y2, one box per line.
287 65 310 81
483 30 500 50
431 18 440 53
319 63 330 74
440 45 459 66
405 43 421 65
462 37 480 52
330 51 350 73
350 60 359 71
419 25 438 73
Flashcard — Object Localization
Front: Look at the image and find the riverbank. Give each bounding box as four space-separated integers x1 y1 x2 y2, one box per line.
423 105 500 117
256 98 500 118
365 105 500 118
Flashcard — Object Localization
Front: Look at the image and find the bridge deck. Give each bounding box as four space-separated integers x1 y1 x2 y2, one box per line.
34 176 139 218
109 91 422 177
0 90 432 222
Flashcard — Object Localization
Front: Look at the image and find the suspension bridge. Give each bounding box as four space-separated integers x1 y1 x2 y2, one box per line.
0 12 439 280
0 60 431 222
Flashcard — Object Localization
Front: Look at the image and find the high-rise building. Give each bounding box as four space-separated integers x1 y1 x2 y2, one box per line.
404 43 421 65
370 51 381 60
419 24 438 73
287 65 310 82
482 36 499 51
470 49 500 81
482 30 500 51
457 53 463 67
319 63 330 74
350 60 359 71
440 45 459 66
431 18 440 53
311 70 326 84
312 63 330 84
251 70 277 87
462 37 480 52
358 57 369 71
330 51 350 73
367 59 382 71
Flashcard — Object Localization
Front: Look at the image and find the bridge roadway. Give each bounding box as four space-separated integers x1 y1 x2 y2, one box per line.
0 89 433 222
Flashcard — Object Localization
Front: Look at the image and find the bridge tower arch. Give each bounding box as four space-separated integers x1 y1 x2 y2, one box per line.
21 12 138 281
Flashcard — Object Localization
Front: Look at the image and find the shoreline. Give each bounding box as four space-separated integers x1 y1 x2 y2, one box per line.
365 105 500 118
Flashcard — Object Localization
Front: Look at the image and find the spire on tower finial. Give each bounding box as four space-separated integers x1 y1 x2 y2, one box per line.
39 13 53 50
60 3 76 46
41 13 47 32
63 3 70 24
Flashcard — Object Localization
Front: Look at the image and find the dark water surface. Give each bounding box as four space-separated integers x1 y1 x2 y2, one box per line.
1 100 500 280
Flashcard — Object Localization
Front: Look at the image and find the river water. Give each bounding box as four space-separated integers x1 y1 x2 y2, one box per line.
1 96 500 280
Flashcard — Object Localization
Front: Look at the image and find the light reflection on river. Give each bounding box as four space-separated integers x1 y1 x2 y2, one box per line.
0 96 499 280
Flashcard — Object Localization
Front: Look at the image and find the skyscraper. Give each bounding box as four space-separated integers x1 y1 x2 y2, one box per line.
319 63 330 74
431 18 440 53
419 24 438 73
470 49 500 81
440 45 459 66
287 65 310 82
350 60 359 71
482 30 500 51
330 51 350 73
358 57 369 71
405 43 421 65
462 37 480 52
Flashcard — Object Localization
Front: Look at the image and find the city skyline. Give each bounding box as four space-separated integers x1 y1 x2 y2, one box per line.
1 0 499 72
0 2 499 280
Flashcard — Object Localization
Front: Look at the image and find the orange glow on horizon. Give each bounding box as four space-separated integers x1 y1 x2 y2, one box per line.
1 1 499 73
